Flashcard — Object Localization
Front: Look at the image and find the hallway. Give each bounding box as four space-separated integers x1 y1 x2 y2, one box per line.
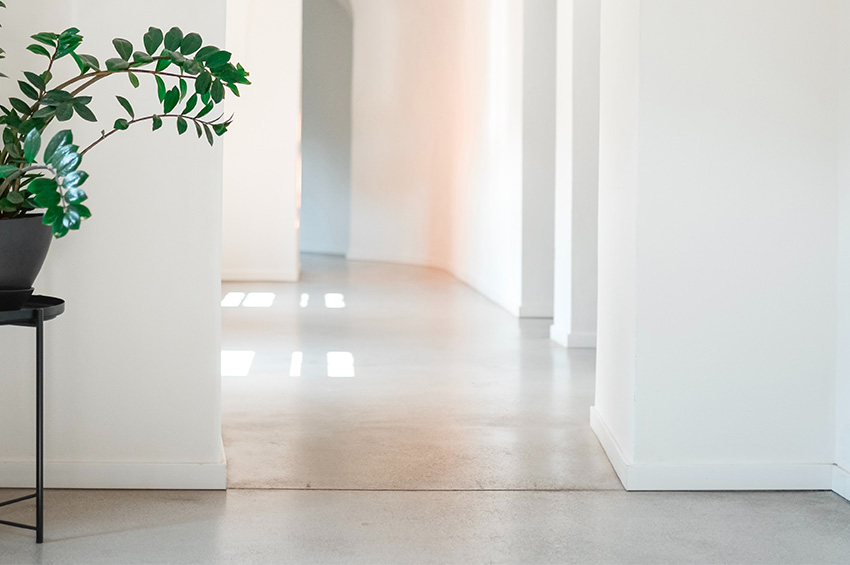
221 254 620 490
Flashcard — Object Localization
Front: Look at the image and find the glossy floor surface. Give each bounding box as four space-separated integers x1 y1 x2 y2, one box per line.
2 255 850 563
221 254 620 490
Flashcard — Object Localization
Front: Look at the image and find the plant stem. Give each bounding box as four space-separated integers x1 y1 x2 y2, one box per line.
0 165 52 199
80 113 217 155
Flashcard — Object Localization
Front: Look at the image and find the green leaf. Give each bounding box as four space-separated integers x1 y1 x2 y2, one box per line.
195 46 219 62
71 52 88 74
210 79 225 103
152 115 163 131
31 32 58 47
182 94 198 115
183 60 203 76
9 97 30 114
195 72 212 95
176 116 188 135
155 75 166 102
213 123 228 136
27 44 51 57
55 103 73 121
74 104 97 122
6 190 24 205
196 101 214 119
180 33 202 55
194 121 203 138
51 221 69 238
23 128 40 163
18 80 38 100
42 89 73 104
75 204 91 219
0 198 18 213
132 51 153 64
26 178 57 194
203 124 213 146
56 150 81 176
45 130 72 163
32 107 55 119
114 118 130 130
155 57 171 72
128 71 140 88
63 207 82 230
0 164 19 178
113 38 133 61
163 87 180 114
106 58 130 71
116 95 134 118
164 27 183 51
24 71 45 91
33 190 61 208
48 142 77 169
205 50 231 68
179 78 187 101
63 170 88 188
65 187 87 204
144 27 163 55
43 205 63 224
78 54 100 71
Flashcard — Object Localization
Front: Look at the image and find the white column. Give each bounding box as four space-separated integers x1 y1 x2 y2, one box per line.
593 0 839 491
519 0 557 319
551 0 600 347
223 0 302 282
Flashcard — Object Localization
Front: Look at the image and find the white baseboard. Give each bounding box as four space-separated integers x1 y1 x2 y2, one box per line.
0 457 226 490
222 269 299 282
834 465 850 501
589 407 629 488
590 407 833 491
568 332 596 349
550 324 569 347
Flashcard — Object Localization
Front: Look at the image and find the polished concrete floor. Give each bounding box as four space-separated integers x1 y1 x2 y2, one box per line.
2 255 850 563
221 254 620 490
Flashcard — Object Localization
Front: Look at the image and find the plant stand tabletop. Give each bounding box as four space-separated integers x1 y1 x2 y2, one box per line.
0 295 65 543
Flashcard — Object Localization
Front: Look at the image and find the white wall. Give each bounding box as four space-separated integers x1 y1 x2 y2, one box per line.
0 0 226 488
348 0 552 318
520 0 557 319
223 0 302 281
301 0 352 256
347 0 461 268
836 0 850 501
592 0 640 468
551 0 600 347
594 0 839 491
449 0 525 315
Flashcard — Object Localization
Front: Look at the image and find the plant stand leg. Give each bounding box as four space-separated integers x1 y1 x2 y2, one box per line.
36 309 44 544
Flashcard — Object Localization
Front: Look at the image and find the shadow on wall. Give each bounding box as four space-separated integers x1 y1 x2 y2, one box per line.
300 0 353 256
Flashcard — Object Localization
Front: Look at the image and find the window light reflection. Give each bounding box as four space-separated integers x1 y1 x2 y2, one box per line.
324 293 346 309
242 292 276 308
300 293 310 308
327 351 355 378
221 292 246 308
290 351 303 377
221 350 255 377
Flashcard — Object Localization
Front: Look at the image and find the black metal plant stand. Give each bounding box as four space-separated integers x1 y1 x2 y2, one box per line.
0 295 65 544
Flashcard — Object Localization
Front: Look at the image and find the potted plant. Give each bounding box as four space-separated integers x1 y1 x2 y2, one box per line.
0 9 249 310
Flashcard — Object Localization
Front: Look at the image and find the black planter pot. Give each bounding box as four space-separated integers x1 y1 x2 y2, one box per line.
0 215 52 311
